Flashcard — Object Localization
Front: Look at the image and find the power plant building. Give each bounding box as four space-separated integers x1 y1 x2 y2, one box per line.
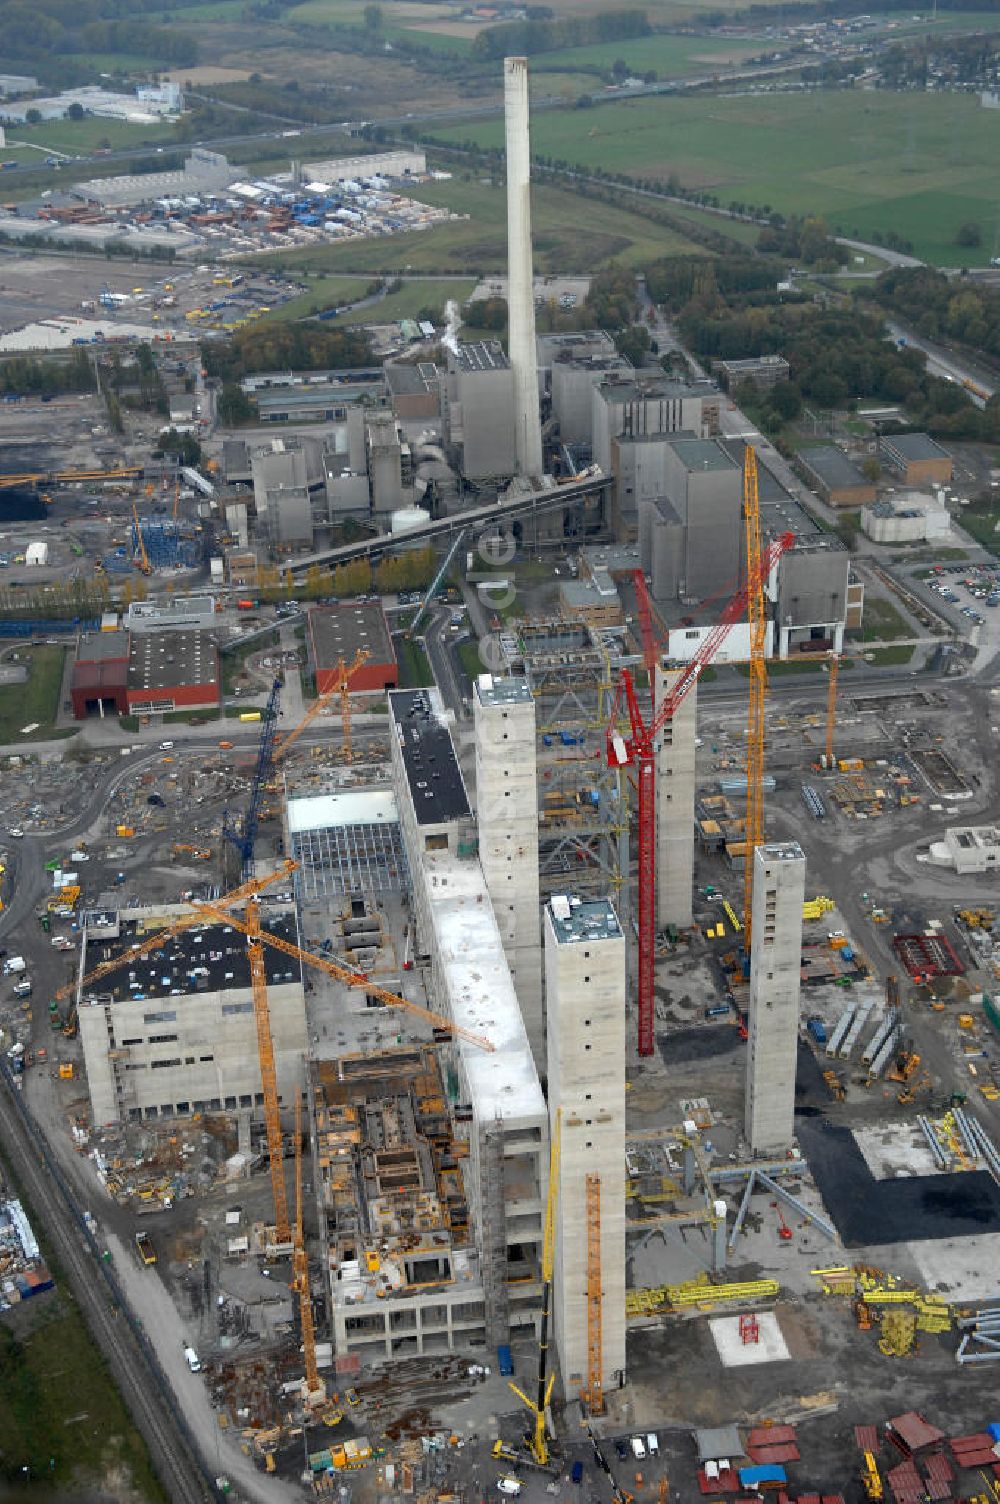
446 341 517 480
744 842 807 1154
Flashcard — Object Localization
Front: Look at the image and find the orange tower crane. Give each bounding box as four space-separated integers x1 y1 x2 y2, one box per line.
584 1172 604 1417
245 892 290 1242
293 1089 322 1403
825 651 839 767
742 445 767 946
607 531 796 1055
272 649 370 767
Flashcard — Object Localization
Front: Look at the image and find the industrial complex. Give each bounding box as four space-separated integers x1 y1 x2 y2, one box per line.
0 47 999 1504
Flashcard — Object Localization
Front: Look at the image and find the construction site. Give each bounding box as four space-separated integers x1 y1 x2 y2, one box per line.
1 54 1000 1504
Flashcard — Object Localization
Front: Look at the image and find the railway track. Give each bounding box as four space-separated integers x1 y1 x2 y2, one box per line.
0 1065 215 1504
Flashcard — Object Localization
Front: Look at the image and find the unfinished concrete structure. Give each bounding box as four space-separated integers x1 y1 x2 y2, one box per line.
656 666 697 930
389 688 548 1348
77 907 307 1125
504 56 543 479
544 895 626 1394
744 842 807 1154
473 674 543 1068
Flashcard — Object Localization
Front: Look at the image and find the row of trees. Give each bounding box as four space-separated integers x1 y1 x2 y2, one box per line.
650 253 1000 441
201 324 373 383
0 349 95 398
863 267 1000 364
0 3 196 66
470 7 650 59
253 547 438 603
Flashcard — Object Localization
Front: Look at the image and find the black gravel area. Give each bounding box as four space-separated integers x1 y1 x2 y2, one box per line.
795 1065 1000 1247
658 1024 741 1067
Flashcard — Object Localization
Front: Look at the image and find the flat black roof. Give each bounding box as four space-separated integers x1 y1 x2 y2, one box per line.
308 603 395 670
389 690 471 826
453 339 509 373
84 914 302 1004
881 431 950 462
386 361 439 395
78 630 129 664
799 444 870 491
127 629 218 691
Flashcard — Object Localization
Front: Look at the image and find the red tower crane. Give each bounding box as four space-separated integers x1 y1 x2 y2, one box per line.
607 531 796 1057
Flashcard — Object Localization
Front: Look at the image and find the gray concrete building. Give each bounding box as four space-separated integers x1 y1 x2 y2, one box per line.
446 341 517 480
715 354 790 392
78 908 307 1126
366 411 411 515
551 353 632 446
744 842 806 1155
251 435 327 546
641 436 742 605
593 376 720 484
473 675 543 1068
537 330 617 394
775 543 848 657
656 666 697 930
544 895 626 1396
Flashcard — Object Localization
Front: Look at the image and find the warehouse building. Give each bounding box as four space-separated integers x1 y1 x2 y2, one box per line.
70 630 130 719
78 907 306 1126
307 603 398 696
301 150 427 186
126 628 220 715
880 431 953 487
798 446 877 508
714 354 790 392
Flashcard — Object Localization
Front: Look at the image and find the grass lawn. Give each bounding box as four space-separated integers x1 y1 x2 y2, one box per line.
957 507 1000 555
0 1144 166 1501
432 90 1000 266
865 643 916 666
335 276 478 326
854 596 910 643
0 646 68 742
251 174 704 276
395 635 433 688
537 32 764 75
457 638 484 680
260 275 376 322
6 116 175 155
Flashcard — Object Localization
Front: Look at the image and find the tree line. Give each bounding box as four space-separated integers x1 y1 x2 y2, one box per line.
862 267 1000 364
471 8 650 59
201 324 373 383
0 1 197 69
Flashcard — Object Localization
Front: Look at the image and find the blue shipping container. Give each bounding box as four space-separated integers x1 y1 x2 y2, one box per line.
497 1344 513 1376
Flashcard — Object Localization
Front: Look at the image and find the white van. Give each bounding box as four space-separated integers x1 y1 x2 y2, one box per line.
631 1436 646 1460
183 1346 201 1372
647 1433 659 1456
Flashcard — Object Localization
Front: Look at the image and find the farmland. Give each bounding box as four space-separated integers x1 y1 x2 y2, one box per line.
433 89 1000 266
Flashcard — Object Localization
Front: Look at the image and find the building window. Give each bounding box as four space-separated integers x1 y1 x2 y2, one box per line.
200 1054 214 1062
143 1010 177 1025
221 1002 253 1016
151 1058 182 1069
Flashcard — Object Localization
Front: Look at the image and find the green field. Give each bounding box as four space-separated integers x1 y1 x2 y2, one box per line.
433 90 1000 265
536 31 764 75
249 174 704 276
0 646 69 743
6 116 176 154
336 276 477 324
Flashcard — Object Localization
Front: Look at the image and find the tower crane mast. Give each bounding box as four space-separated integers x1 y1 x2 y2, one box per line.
742 446 767 945
608 530 796 1056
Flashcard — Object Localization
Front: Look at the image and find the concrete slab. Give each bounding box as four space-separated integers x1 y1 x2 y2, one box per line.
853 1122 941 1178
709 1312 791 1368
909 1231 1000 1302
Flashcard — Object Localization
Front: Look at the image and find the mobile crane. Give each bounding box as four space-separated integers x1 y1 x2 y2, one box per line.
509 1110 561 1468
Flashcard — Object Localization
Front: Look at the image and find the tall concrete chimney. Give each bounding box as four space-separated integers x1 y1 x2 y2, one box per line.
504 56 543 479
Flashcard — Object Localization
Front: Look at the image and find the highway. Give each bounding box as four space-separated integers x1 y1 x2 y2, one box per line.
0 1063 214 1504
885 319 996 408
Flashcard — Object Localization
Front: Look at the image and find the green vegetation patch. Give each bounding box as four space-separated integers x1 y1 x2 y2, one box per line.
866 643 916 666
395 635 433 688
0 645 68 743
853 597 910 643
537 32 763 75
434 91 1000 266
958 507 1000 555
335 277 478 326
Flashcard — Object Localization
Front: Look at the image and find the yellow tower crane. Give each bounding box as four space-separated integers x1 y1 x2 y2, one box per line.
742 445 767 944
293 1089 323 1405
510 1109 561 1468
272 649 370 767
584 1172 604 1417
131 501 152 576
825 651 839 768
59 860 494 1250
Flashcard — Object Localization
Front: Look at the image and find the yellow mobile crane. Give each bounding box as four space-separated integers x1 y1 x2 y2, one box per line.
509 1110 561 1468
131 501 152 576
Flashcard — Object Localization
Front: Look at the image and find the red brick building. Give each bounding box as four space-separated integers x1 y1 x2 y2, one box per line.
71 631 130 719
126 628 220 714
308 603 398 696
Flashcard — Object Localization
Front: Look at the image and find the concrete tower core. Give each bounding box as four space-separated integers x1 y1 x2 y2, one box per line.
655 665 697 930
545 895 626 1396
473 673 543 1067
503 55 543 478
745 841 807 1154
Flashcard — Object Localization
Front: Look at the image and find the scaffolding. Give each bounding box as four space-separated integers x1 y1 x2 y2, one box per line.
291 820 409 902
131 516 201 571
584 1173 604 1417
